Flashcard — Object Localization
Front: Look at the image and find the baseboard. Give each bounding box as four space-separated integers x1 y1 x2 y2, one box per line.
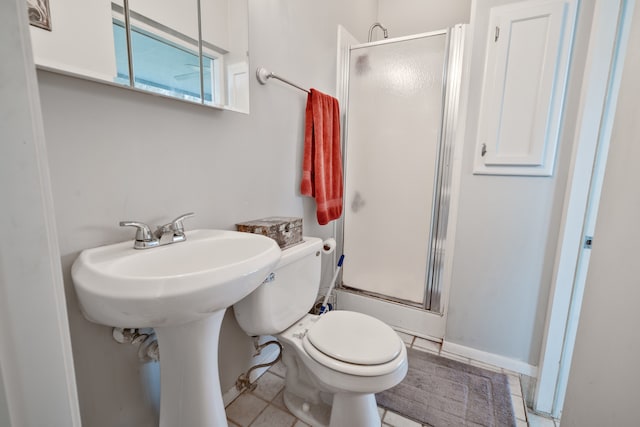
222 382 243 408
222 342 281 407
441 340 538 377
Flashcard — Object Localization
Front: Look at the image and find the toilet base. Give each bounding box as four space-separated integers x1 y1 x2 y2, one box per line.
283 389 381 427
330 392 380 427
283 390 331 427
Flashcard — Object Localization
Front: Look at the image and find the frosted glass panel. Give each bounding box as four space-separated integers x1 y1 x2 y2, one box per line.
342 34 446 305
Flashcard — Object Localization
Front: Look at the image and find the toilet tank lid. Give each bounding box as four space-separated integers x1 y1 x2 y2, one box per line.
306 311 402 365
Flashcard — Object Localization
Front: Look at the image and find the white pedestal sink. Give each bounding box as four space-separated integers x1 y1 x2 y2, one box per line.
72 229 281 427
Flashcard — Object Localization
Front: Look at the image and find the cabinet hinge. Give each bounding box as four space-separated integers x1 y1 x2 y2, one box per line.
495 26 500 42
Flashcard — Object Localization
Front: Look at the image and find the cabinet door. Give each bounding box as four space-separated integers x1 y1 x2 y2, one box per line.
474 0 577 176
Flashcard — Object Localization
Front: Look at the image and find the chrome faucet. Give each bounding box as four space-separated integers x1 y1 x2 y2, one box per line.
120 212 195 249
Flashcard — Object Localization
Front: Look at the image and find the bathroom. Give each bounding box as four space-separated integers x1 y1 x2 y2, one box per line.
2 0 639 426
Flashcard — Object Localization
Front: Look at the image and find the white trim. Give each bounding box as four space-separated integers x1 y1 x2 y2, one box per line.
225 61 248 112
437 23 470 322
335 25 358 104
0 0 80 425
535 0 635 416
442 341 538 377
552 2 635 416
333 24 359 273
351 29 448 50
222 384 242 408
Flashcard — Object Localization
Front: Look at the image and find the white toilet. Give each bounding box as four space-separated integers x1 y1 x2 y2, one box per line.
233 237 408 427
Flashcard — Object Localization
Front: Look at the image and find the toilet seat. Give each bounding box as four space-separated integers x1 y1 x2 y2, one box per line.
301 311 405 377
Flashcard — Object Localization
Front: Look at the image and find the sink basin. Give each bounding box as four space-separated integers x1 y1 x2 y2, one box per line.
72 229 281 327
71 229 281 427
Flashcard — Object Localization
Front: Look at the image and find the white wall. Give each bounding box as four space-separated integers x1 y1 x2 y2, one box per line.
377 0 472 37
444 0 595 366
36 0 376 425
561 2 640 424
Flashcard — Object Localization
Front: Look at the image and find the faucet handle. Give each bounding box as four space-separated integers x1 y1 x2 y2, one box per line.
119 221 154 242
170 212 195 234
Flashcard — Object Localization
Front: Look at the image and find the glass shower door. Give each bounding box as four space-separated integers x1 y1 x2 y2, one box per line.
342 32 448 308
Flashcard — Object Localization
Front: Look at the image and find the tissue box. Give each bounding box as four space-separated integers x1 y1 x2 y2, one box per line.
236 217 303 249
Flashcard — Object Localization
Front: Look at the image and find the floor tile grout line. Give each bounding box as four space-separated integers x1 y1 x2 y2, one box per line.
227 391 272 427
245 400 273 427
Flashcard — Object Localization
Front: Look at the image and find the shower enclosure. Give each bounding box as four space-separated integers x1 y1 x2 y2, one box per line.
336 26 465 339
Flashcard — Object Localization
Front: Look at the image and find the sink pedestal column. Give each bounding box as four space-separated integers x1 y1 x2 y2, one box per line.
154 309 228 427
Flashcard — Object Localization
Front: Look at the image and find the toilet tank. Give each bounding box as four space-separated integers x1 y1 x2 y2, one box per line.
233 237 323 336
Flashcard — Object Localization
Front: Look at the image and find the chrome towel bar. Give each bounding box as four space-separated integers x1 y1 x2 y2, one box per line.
256 66 310 94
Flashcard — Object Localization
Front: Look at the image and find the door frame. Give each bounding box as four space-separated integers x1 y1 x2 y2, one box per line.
0 0 81 425
535 0 635 416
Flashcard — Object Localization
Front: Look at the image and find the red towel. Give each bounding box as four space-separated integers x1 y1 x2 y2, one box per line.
301 89 343 225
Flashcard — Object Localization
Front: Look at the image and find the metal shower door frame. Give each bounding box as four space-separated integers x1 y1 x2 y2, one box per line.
336 26 465 314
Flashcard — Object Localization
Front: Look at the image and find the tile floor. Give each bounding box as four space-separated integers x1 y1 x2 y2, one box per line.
225 331 558 426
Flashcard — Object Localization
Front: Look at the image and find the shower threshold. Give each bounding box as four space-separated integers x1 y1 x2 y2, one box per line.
335 287 446 340
337 284 436 313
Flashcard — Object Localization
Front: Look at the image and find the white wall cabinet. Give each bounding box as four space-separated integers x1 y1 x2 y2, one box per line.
474 0 577 176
